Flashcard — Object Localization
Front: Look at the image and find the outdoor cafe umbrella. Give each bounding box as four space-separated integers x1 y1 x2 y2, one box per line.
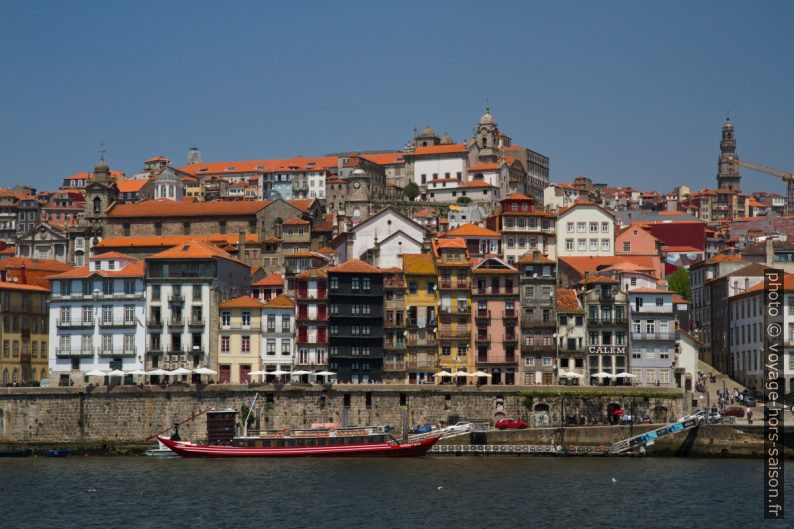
85 369 107 377
592 372 612 378
614 372 636 378
269 368 290 376
561 371 584 378
314 370 336 383
471 370 492 377
291 370 313 376
146 369 168 376
108 369 126 377
168 368 192 376
193 367 217 376
453 370 469 377
436 370 453 377
127 369 148 376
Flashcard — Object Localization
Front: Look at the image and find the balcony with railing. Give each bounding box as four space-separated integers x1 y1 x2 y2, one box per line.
475 309 491 320
588 316 626 327
148 318 163 328
502 309 518 321
520 317 555 329
188 317 205 327
55 347 95 358
384 278 404 289
521 337 556 353
630 331 677 341
439 328 470 339
383 338 407 350
98 347 137 358
439 304 470 316
98 318 137 328
168 293 184 303
56 319 94 329
406 333 437 347
383 358 406 371
406 355 437 369
475 333 490 343
503 332 518 344
168 317 184 328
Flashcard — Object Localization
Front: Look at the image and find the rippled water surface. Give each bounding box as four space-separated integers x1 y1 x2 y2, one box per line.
0 456 786 529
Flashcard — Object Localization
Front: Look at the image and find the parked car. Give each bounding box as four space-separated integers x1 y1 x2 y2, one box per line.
742 396 758 407
723 407 746 418
441 422 473 436
495 419 529 430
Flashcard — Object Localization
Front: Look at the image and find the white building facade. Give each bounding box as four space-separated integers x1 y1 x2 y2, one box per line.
556 202 615 258
48 253 146 385
628 289 677 387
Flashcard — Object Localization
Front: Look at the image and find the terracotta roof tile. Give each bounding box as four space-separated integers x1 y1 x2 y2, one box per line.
116 179 150 193
90 251 136 261
48 261 144 279
95 234 258 249
518 252 554 265
283 216 310 225
556 288 582 311
629 287 672 294
109 199 271 218
360 152 405 165
0 280 50 292
469 162 501 172
328 258 382 274
444 223 500 238
252 273 284 287
580 275 620 285
219 295 267 309
147 240 241 263
0 257 72 272
263 294 296 309
402 254 437 275
412 144 466 156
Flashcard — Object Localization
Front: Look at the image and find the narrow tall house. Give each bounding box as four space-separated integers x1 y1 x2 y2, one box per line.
518 251 556 384
328 259 384 383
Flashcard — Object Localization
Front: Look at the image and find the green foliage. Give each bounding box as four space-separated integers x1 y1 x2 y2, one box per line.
404 182 420 201
522 394 534 410
456 196 472 205
240 404 256 427
522 389 684 399
667 268 691 300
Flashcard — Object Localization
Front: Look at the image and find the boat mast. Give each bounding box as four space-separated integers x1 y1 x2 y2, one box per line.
243 393 259 437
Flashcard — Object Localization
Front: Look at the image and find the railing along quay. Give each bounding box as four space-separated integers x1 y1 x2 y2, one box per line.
428 444 612 456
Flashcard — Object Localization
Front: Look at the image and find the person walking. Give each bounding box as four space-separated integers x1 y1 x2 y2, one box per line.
747 408 753 425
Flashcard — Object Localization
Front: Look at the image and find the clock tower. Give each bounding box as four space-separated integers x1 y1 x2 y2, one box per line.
717 118 741 191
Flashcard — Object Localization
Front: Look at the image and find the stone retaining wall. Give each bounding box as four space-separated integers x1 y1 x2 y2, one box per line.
0 384 686 447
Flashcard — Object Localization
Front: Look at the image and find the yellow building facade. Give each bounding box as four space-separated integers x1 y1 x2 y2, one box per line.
402 254 438 384
0 281 50 386
432 239 472 375
218 296 265 383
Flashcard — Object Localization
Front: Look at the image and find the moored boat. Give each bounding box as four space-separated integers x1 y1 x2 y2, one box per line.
0 448 32 457
156 409 439 458
144 440 180 457
44 448 70 458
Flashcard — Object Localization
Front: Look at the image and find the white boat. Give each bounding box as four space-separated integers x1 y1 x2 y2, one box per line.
145 440 179 457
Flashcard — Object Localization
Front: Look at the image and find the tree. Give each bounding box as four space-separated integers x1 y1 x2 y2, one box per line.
404 181 420 201
456 196 472 205
667 267 690 299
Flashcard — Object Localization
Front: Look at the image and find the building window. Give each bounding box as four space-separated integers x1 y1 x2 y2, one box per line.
623 242 631 252
589 222 598 233
221 311 230 327
601 239 610 251
281 339 291 355
589 239 598 251
221 336 230 352
267 339 276 355
601 222 609 233
565 239 573 251
241 336 250 352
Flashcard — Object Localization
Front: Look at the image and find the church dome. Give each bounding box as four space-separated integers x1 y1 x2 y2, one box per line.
420 125 437 138
440 132 453 144
479 108 495 125
94 159 109 173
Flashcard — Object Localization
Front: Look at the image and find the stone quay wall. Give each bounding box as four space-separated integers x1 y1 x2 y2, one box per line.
0 384 687 449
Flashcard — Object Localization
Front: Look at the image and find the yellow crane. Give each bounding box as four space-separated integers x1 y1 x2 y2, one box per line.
730 157 794 215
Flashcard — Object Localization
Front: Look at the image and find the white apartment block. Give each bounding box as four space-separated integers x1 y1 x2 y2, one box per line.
556 202 615 257
628 289 677 387
48 253 146 385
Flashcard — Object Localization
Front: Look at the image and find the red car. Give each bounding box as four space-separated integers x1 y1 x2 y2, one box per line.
723 407 745 418
495 419 529 430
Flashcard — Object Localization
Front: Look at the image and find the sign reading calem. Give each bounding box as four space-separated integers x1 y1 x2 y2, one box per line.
587 346 627 355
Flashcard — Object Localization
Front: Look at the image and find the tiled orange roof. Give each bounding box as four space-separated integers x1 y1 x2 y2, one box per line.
63 170 124 181
287 199 316 213
412 144 466 156
252 273 284 287
0 257 72 272
263 294 295 309
413 208 438 218
559 256 660 278
431 237 467 255
672 295 690 304
295 266 330 279
283 216 309 225
469 162 501 172
629 287 672 294
328 258 382 274
178 156 338 176
147 240 240 263
145 156 169 163
262 236 281 244
116 179 150 193
316 246 336 255
219 295 266 309
90 251 136 261
48 261 144 280
95 234 259 249
402 254 437 275
556 288 582 311
0 280 50 292
109 199 271 218
518 252 554 265
459 181 496 189
444 223 500 238
504 193 532 201
361 152 405 165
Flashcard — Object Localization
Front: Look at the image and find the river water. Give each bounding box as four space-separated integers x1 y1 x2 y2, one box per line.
0 456 787 529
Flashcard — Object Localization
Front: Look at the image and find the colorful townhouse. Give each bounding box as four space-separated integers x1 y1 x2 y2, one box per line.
433 238 472 376
403 254 438 384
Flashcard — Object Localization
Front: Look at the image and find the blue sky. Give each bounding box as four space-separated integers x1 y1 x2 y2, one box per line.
1 1 792 194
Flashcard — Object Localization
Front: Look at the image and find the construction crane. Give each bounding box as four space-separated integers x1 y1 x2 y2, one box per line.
732 158 794 215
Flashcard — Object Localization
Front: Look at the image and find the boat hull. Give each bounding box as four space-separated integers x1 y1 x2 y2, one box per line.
157 435 440 458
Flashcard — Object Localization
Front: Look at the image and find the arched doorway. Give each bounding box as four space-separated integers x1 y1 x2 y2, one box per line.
533 403 550 427
651 406 668 424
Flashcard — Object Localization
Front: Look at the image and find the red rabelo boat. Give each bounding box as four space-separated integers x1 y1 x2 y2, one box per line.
156 410 440 458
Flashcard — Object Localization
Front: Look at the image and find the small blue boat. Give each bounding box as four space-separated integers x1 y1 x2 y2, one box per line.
44 448 70 458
